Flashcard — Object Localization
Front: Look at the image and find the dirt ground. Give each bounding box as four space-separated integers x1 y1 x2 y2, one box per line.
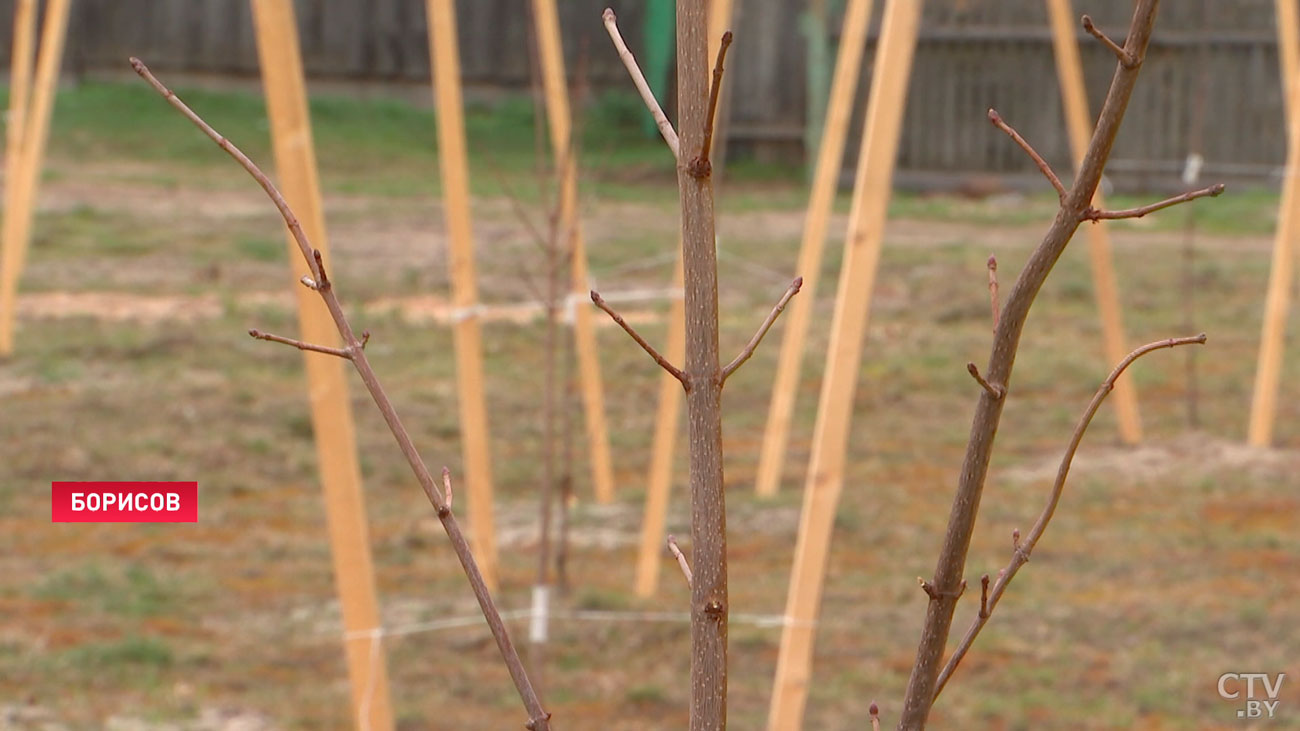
3 153 1300 731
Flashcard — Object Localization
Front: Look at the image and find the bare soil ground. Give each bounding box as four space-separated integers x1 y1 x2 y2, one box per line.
3 159 1300 731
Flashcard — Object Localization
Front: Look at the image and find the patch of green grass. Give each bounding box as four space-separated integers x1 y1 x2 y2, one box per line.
235 235 284 263
59 635 174 670
36 564 177 618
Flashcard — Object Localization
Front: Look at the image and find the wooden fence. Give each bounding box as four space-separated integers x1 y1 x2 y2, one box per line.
0 0 1288 185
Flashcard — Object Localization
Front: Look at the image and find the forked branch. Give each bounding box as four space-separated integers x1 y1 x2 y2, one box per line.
1081 183 1225 221
721 276 802 384
130 58 552 731
602 8 679 159
931 333 1206 700
590 289 689 388
249 327 356 359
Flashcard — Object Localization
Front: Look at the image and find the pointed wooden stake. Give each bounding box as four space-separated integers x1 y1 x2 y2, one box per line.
250 0 394 727
1249 0 1300 446
767 2 922 728
0 0 70 356
755 0 875 497
426 0 500 585
1046 0 1143 444
530 0 617 504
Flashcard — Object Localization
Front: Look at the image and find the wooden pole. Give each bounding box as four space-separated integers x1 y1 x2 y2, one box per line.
249 1 394 728
1046 0 1142 444
530 0 617 504
426 0 500 584
0 0 69 356
755 0 874 498
634 255 685 597
632 0 737 597
766 1 922 727
1249 0 1300 446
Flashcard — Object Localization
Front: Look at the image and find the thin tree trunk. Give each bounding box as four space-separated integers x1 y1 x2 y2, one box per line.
676 2 728 728
897 3 1162 727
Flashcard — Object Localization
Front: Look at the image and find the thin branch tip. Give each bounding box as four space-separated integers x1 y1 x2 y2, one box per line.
1082 183 1225 221
591 289 688 386
721 278 803 383
967 362 1005 399
1082 15 1138 68
603 7 679 158
988 107 1066 200
667 534 693 588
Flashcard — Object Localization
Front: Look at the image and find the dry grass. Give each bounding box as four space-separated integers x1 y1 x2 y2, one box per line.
3 88 1299 729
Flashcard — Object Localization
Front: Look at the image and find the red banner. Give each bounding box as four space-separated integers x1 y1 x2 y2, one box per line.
51 482 198 522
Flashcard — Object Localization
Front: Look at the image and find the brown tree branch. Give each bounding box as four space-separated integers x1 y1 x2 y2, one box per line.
965 362 1004 399
987 109 1066 203
987 255 999 332
1081 183 1225 221
602 8 679 159
441 465 454 512
1082 15 1138 69
248 328 355 359
931 333 1206 701
720 276 801 384
130 58 553 731
698 31 734 169
667 534 693 589
590 289 689 388
897 4 1168 727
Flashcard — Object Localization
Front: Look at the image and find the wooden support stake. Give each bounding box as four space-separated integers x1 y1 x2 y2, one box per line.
1046 0 1142 444
1249 0 1300 446
530 0 617 504
0 0 69 356
632 0 737 597
249 1 394 727
634 255 685 597
766 1 922 727
755 0 874 498
426 0 500 583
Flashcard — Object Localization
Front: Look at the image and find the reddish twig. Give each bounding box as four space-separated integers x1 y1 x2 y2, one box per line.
602 8 679 159
1081 183 1225 221
667 534 693 589
249 328 355 359
965 362 1005 399
720 276 802 384
931 333 1207 701
130 58 552 731
1082 15 1138 69
988 109 1066 202
870 702 881 731
987 255 999 332
590 289 689 389
698 31 734 169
